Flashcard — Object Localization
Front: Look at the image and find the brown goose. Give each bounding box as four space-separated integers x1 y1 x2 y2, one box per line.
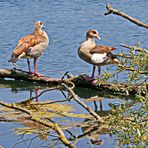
8 21 49 76
78 29 119 79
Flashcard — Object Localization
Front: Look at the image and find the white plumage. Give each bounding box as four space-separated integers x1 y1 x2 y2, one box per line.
91 53 107 64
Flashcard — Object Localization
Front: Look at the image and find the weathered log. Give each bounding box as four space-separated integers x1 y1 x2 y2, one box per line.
105 3 148 29
0 68 61 86
0 68 147 95
70 74 147 96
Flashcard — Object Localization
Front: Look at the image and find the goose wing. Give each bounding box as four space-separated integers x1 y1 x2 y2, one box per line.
90 45 116 54
13 34 44 56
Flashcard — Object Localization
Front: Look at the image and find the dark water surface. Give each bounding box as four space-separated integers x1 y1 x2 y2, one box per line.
0 0 147 147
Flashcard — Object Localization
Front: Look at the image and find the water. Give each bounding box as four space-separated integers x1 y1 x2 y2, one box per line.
0 0 147 147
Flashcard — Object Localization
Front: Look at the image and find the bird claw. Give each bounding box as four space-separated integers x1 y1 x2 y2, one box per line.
91 79 98 85
33 72 43 77
84 75 96 82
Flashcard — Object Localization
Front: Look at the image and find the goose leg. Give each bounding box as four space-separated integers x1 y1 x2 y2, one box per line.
85 65 96 82
33 58 42 76
98 65 101 80
33 58 37 74
91 65 96 78
27 59 31 73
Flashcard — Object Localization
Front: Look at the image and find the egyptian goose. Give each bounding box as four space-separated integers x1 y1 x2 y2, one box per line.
8 21 49 76
78 29 119 80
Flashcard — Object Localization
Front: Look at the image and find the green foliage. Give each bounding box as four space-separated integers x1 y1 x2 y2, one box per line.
107 95 148 148
102 44 148 85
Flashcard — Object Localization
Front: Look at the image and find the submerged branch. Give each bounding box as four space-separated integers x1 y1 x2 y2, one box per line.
105 3 148 29
0 101 75 148
62 83 102 122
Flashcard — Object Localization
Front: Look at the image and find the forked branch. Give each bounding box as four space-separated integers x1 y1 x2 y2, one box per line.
62 83 102 122
105 3 148 29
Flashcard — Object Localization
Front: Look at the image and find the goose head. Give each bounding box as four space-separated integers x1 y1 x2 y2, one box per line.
34 21 44 30
86 29 101 40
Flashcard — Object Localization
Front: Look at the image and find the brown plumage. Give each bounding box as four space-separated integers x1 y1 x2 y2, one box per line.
78 29 119 79
90 45 116 54
9 21 49 75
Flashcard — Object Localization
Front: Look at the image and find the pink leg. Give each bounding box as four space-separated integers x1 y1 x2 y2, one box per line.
27 59 31 73
85 65 96 82
33 58 43 76
91 65 96 78
34 58 37 74
91 65 101 84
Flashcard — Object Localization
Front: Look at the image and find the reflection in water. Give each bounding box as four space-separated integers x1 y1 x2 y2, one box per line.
0 79 137 148
0 0 147 147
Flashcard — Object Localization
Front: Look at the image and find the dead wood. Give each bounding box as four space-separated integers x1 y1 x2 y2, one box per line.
0 68 61 85
105 3 148 29
70 74 147 96
0 68 147 95
62 83 102 122
0 101 75 148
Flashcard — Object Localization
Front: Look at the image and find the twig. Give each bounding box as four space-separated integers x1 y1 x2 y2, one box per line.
118 64 148 74
62 83 102 122
61 71 69 80
105 3 148 29
115 53 132 59
121 44 148 53
0 101 75 148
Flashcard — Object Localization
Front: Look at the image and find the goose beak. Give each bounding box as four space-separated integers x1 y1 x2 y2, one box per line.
96 34 101 40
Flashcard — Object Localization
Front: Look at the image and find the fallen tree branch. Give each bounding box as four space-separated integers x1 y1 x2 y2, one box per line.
104 3 148 29
0 101 75 148
0 68 75 89
0 68 61 85
71 74 147 96
0 68 147 95
62 83 102 122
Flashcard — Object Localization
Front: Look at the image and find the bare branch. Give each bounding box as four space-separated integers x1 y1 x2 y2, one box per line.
105 3 148 29
121 44 148 53
0 101 75 148
62 83 102 122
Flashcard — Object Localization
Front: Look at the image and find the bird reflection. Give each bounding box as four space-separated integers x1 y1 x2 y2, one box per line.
11 87 39 102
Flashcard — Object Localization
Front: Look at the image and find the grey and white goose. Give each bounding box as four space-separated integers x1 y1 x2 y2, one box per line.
78 29 119 80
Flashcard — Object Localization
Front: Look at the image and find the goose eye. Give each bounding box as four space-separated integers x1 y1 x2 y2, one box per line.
92 31 96 34
40 22 43 25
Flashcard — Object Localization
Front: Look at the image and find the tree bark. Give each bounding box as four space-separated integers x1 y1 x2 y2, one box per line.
0 68 147 95
105 3 148 29
0 68 61 86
